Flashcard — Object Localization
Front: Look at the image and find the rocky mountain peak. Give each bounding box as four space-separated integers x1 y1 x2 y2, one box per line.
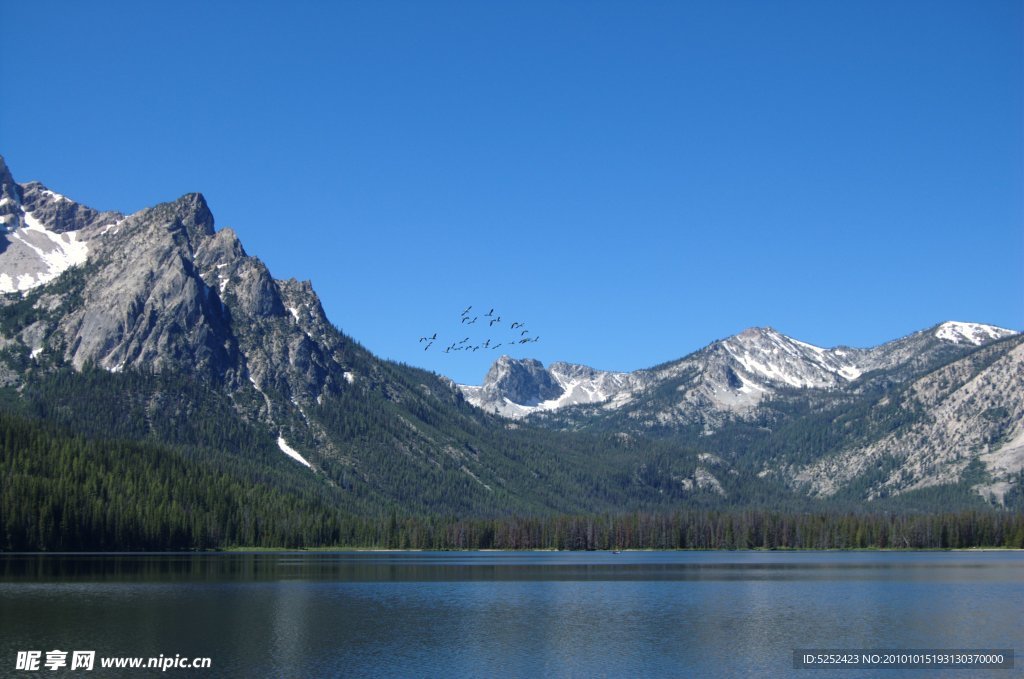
735 326 777 340
159 192 215 245
19 182 121 234
0 161 122 293
548 361 600 379
0 155 21 206
0 160 357 404
460 356 648 419
195 227 247 268
482 356 564 406
0 156 23 231
174 192 214 231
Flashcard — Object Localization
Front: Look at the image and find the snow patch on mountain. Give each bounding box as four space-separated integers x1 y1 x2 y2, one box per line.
41 189 69 203
934 321 1015 346
462 323 1020 424
0 210 90 292
718 328 861 389
459 356 646 418
277 436 313 469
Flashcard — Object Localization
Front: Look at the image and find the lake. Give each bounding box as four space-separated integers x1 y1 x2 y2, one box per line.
1 551 1021 677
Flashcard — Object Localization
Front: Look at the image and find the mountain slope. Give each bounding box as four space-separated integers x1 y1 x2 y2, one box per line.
793 334 1024 502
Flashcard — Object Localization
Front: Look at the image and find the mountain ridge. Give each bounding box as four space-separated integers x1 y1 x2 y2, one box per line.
1 154 1021 514
0 155 719 518
460 322 1018 421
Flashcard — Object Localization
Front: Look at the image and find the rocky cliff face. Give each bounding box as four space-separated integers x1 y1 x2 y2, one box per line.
792 334 1024 501
460 356 647 418
481 357 564 404
0 157 380 455
55 193 241 379
0 157 122 293
0 156 364 400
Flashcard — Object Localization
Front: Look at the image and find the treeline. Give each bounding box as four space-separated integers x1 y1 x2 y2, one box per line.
335 510 1024 551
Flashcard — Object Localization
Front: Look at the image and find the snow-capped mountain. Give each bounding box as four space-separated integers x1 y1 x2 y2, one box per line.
0 154 690 517
460 356 647 418
933 321 1015 345
0 160 121 293
0 155 376 467
0 155 478 487
460 321 1022 504
0 155 390 409
461 322 1018 426
1 154 1020 510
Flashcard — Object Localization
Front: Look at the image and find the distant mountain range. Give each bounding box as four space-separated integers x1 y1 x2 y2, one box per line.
461 322 1015 421
0 154 1021 545
461 322 1022 503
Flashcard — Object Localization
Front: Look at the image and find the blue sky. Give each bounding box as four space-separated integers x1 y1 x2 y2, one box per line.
1 0 1021 384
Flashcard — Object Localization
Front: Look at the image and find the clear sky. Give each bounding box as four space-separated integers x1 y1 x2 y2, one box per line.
1 1 1021 384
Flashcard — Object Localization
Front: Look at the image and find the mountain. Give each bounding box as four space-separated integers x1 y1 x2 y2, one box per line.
0 154 1020 549
460 323 1023 504
0 156 352 405
461 323 1016 427
793 333 1024 503
460 356 647 418
0 164 121 294
0 155 724 526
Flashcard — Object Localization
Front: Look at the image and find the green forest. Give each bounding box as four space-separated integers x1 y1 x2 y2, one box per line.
3 407 1022 552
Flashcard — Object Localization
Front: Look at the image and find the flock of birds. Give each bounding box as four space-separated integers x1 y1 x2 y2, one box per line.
418 305 541 353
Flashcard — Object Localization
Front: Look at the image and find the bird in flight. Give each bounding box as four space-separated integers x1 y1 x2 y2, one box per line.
421 306 542 359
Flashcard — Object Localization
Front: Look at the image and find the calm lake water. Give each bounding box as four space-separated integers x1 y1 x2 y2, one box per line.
1 551 1021 677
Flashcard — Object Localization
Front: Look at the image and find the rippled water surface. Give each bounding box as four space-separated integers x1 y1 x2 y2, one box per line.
1 551 1021 677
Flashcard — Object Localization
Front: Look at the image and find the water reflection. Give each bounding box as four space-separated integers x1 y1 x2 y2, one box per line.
0 550 1017 583
0 552 1021 678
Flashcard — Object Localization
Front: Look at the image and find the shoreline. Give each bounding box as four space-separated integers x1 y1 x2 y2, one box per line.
3 547 1022 555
